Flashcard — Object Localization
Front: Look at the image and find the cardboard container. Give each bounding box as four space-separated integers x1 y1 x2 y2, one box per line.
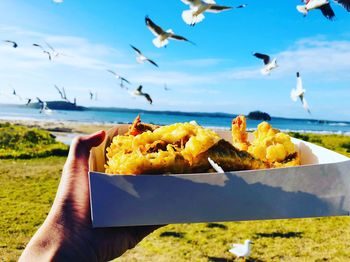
89 125 350 228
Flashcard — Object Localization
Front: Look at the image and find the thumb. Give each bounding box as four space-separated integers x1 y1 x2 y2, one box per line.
69 130 106 162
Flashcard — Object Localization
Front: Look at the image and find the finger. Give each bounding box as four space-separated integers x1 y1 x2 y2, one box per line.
69 130 106 161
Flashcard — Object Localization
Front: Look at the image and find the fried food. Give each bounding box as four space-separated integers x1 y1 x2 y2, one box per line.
105 116 268 175
232 115 300 168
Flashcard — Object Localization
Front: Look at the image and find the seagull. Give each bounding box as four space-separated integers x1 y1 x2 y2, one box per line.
33 43 52 60
107 69 131 89
130 45 159 67
229 240 253 261
253 52 278 75
12 89 22 100
145 16 195 48
37 97 53 115
25 98 32 105
291 72 311 114
54 85 69 102
181 0 246 26
45 41 66 58
3 40 18 48
164 83 171 91
132 85 153 104
297 0 350 20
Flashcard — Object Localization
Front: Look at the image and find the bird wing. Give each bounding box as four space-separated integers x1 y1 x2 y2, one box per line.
319 3 335 19
146 58 159 67
4 40 18 48
121 77 131 84
290 88 299 101
296 73 303 93
300 95 311 114
181 0 201 7
44 51 52 60
107 69 117 76
130 44 142 55
145 16 165 36
170 34 196 45
33 43 45 51
45 41 55 52
54 85 64 99
206 5 232 13
36 97 43 104
144 93 153 104
253 53 270 65
334 0 350 11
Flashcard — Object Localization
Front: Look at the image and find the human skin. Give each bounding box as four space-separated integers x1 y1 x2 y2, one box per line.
19 131 159 261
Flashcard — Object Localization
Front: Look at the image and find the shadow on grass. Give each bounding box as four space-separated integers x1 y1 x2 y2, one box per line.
159 231 185 238
206 223 228 230
255 231 303 238
208 257 263 262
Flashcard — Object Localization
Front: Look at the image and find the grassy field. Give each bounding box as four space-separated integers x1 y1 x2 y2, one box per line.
0 126 350 261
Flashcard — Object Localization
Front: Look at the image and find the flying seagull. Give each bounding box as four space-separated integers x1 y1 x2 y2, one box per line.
33 43 52 60
229 240 253 260
3 40 18 48
54 85 69 102
297 0 350 20
12 89 22 100
132 85 153 104
25 98 32 105
130 45 159 67
253 52 278 75
181 0 247 26
45 41 66 58
291 72 311 114
36 97 53 115
145 16 195 48
107 69 131 89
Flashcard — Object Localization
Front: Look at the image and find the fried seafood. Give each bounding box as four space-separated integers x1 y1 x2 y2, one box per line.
105 116 268 175
231 116 300 168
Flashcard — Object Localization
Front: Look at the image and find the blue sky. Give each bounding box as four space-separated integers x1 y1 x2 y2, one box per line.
0 0 350 121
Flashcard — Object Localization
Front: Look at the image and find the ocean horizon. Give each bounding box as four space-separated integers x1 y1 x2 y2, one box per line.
1 104 350 135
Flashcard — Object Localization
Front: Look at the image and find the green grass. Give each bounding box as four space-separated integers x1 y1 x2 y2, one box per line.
0 131 349 261
0 122 68 159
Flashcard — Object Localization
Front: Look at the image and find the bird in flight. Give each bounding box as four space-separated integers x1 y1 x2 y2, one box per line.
132 85 153 104
45 41 66 58
3 40 18 48
253 52 278 75
25 98 32 106
145 16 195 48
54 85 69 102
181 0 246 26
229 240 253 261
37 97 53 115
130 45 159 67
291 72 311 114
12 88 22 100
107 69 131 89
33 43 52 61
296 0 350 20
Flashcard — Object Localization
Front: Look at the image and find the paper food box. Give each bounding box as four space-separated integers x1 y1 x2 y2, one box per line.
89 124 350 228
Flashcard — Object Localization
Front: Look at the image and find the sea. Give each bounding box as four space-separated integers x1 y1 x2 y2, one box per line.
1 104 350 135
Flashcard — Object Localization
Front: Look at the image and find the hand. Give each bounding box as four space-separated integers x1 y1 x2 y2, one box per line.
20 131 159 261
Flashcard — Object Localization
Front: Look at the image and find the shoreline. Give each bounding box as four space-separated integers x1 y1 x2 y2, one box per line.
1 118 350 145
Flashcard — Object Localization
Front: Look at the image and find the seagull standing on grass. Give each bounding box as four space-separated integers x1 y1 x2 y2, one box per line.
291 72 311 114
3 40 18 48
253 52 278 75
130 45 159 67
132 85 153 104
145 16 195 48
297 0 350 20
107 69 131 89
229 240 253 261
181 0 246 26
